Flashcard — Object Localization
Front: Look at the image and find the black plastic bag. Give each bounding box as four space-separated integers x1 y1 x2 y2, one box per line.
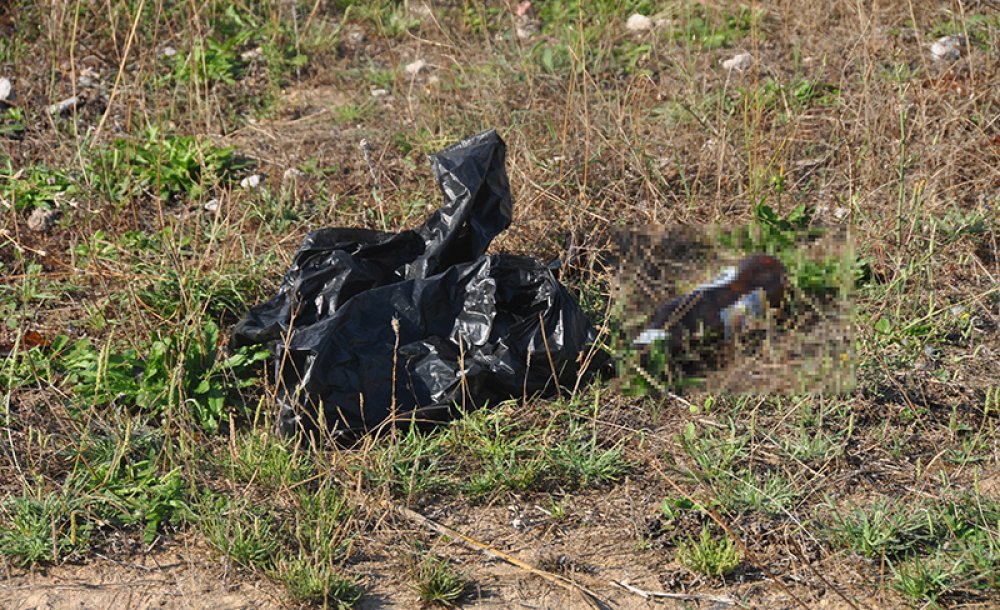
232 130 602 439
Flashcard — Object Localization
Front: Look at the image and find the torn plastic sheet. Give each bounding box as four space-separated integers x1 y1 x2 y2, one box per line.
231 130 604 439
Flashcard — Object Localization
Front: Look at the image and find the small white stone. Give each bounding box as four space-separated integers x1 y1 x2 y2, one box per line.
722 52 753 71
514 1 538 40
0 77 12 102
408 2 433 19
241 47 263 61
370 87 389 98
515 23 537 40
625 13 653 32
930 36 964 61
345 28 365 47
160 46 177 58
48 96 81 115
404 59 428 75
240 174 262 190
833 207 850 220
77 67 100 89
27 208 61 233
203 199 220 212
282 168 304 183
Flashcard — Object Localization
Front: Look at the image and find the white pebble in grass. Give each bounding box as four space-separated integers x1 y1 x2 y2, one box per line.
240 174 262 190
204 199 220 212
282 168 304 184
625 13 653 33
722 52 753 72
241 47 263 61
77 67 100 89
27 208 61 233
930 35 964 61
404 59 428 76
0 77 12 103
370 87 389 99
48 96 81 115
160 46 177 58
514 0 538 40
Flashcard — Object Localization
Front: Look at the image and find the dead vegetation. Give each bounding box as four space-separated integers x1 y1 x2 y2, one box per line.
1 1 999 608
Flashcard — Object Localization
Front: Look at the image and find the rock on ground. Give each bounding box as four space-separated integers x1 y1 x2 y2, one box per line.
722 52 753 71
626 13 653 33
27 208 61 233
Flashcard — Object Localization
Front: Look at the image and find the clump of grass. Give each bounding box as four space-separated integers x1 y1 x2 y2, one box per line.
198 493 281 570
89 126 243 203
892 555 952 606
714 469 798 516
675 525 741 578
0 485 91 566
365 398 627 500
411 555 468 607
826 500 935 560
274 555 362 608
0 421 191 567
825 495 1000 604
291 484 355 564
229 430 312 487
0 161 77 212
678 420 749 482
66 423 190 543
60 323 267 433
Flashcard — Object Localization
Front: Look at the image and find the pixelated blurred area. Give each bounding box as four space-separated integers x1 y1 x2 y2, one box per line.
614 220 856 396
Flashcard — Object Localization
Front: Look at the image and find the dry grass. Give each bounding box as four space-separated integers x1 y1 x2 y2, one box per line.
2 1 999 608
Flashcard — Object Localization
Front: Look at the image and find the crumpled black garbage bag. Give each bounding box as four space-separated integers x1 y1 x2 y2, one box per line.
232 130 603 439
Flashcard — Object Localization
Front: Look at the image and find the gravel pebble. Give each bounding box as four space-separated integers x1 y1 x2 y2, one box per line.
930 35 964 61
282 168 304 183
77 67 100 89
625 13 653 32
27 208 61 233
241 47 263 61
240 174 262 190
48 95 82 115
404 59 428 75
722 52 753 71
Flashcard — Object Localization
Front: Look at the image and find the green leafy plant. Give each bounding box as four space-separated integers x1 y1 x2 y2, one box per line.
661 496 697 520
674 4 759 49
90 126 242 202
61 322 269 433
0 107 25 137
0 161 77 211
